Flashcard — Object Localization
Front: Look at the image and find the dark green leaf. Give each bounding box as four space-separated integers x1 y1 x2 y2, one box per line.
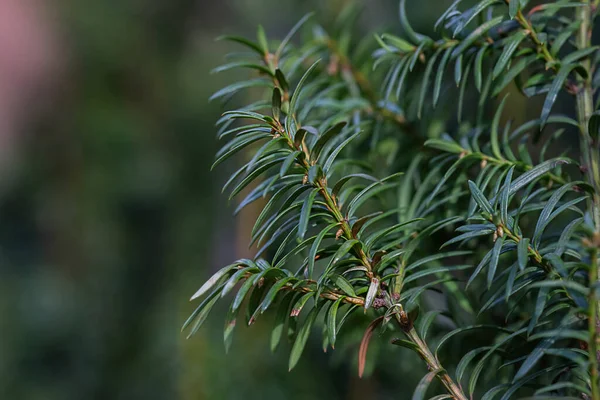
260 277 296 313
418 48 442 118
514 338 555 381
492 31 528 79
280 151 301 177
190 264 236 300
457 347 489 384
381 33 416 52
562 46 599 65
211 61 273 76
454 54 462 87
492 55 536 96
399 0 429 44
331 274 357 297
468 180 494 215
289 306 319 371
517 238 529 270
589 110 600 142
232 274 261 313
272 87 281 120
291 292 314 317
424 138 464 154
390 338 420 351
541 64 579 127
229 156 286 200
409 42 428 72
327 297 344 348
499 166 514 223
223 305 237 353
467 249 493 287
509 0 519 18
275 69 289 92
212 132 271 170
288 60 321 127
412 370 442 400
323 131 361 172
533 182 581 247
311 121 348 161
210 79 272 102
221 266 259 297
308 222 339 278
347 173 402 218
417 310 441 340
256 25 269 54
442 229 494 248
275 13 314 59
452 17 504 58
332 239 360 264
555 217 583 256
184 286 223 339
527 287 549 336
487 236 504 288
183 283 226 333
271 294 295 352
452 0 501 37
433 46 454 107
528 280 590 296
217 35 264 54
298 189 319 239
509 158 571 195
332 173 378 197
490 95 508 159
307 164 324 184
474 45 489 92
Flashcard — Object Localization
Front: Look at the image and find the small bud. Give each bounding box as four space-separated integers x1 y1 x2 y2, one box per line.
496 225 504 238
302 175 308 185
335 229 344 240
372 298 386 309
399 310 410 326
480 159 488 169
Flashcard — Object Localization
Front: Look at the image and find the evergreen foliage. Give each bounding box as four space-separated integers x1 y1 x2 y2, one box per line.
186 1 600 398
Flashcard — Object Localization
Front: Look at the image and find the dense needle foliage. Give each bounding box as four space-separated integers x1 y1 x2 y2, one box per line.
185 0 600 398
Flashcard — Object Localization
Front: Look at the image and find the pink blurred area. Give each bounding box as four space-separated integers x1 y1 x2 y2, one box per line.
0 0 62 165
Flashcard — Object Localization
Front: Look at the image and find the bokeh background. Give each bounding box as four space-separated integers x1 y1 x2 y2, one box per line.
0 1 485 399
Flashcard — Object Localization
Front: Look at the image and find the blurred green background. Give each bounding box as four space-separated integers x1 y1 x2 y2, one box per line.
0 1 468 399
